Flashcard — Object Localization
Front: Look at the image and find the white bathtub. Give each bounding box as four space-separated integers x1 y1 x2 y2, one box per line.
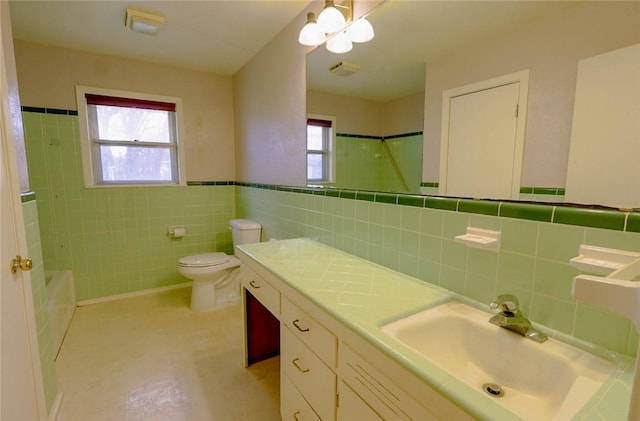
45 270 76 358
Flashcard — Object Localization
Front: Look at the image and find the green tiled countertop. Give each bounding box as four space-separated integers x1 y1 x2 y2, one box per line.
237 238 635 421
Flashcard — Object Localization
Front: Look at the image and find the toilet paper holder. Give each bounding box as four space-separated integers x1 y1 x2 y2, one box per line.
167 225 185 238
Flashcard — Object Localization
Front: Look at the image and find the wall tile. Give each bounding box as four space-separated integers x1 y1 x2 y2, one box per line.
236 185 640 357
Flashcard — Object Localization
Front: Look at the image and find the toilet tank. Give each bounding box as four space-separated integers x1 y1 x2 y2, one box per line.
229 219 262 248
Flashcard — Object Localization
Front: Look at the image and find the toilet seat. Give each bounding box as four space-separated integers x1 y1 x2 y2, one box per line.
178 252 230 268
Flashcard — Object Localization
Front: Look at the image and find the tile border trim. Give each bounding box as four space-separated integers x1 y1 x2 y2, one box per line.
235 182 639 233
20 191 36 203
22 106 78 116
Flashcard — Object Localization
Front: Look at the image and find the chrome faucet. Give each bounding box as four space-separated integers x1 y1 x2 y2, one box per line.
489 294 548 343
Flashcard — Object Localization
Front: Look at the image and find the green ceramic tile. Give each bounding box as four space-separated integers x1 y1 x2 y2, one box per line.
398 253 419 278
420 208 443 236
497 251 535 289
383 203 403 229
533 260 577 301
553 207 625 231
383 226 401 251
532 187 559 195
528 294 575 334
499 202 552 222
627 326 639 357
441 239 467 270
574 302 631 355
325 188 340 198
400 206 421 232
439 265 466 295
585 227 640 253
457 199 499 216
417 259 440 284
467 248 497 279
468 214 501 231
627 213 640 233
356 191 375 202
339 190 356 200
537 222 585 262
374 192 396 204
519 187 534 194
420 234 442 262
397 194 425 208
464 273 496 305
425 196 458 211
500 218 538 255
442 211 469 238
399 230 420 257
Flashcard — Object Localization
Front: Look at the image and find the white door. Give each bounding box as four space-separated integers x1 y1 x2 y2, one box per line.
0 13 44 421
439 71 528 200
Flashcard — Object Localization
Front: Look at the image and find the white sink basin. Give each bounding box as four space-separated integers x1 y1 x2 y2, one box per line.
381 301 615 420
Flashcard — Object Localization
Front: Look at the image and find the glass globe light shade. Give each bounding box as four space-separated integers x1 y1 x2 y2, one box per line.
298 13 327 46
326 32 352 54
317 1 346 33
346 17 374 43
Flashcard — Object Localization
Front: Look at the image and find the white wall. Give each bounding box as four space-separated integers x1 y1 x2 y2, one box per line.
13 41 236 182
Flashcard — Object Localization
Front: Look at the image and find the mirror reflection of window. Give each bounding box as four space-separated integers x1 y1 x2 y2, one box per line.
306 116 336 183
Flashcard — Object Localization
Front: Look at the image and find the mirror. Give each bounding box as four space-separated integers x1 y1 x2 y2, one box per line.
306 1 640 205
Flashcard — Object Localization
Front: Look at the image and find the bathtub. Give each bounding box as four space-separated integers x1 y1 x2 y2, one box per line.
45 270 76 358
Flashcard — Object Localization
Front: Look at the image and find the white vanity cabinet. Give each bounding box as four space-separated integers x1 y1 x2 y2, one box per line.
239 259 473 421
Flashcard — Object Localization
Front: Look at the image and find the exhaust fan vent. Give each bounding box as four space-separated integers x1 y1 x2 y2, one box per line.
329 61 362 76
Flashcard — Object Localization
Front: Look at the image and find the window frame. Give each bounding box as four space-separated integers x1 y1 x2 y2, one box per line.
76 85 187 187
306 114 336 184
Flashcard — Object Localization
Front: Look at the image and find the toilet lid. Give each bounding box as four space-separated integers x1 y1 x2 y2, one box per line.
178 252 230 268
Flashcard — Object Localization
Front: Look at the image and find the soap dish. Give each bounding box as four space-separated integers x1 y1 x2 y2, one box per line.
570 245 640 276
454 227 501 252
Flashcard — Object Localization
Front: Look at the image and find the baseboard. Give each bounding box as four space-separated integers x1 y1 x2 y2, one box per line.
76 282 192 306
48 392 64 421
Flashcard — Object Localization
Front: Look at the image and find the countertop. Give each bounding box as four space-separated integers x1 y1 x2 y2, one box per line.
236 238 635 420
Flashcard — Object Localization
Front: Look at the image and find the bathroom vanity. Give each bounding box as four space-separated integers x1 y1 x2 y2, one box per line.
237 238 633 420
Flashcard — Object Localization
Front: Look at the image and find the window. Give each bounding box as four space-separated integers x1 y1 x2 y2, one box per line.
76 86 185 187
307 115 335 183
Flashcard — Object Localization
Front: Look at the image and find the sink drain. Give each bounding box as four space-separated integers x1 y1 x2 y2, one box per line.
482 383 505 398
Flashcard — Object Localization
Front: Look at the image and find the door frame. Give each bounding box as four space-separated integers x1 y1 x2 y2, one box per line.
438 70 529 199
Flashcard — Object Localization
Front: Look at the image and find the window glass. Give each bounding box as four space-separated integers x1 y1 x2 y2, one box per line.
76 86 184 187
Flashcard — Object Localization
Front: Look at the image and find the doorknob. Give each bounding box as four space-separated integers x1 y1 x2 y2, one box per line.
10 255 33 275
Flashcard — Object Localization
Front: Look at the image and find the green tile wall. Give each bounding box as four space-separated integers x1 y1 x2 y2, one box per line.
22 111 236 301
236 185 640 358
334 134 422 193
23 199 58 413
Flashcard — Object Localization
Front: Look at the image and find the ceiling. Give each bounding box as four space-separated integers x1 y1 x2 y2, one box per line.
8 0 310 76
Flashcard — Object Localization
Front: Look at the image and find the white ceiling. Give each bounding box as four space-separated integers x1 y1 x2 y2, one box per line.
8 0 310 76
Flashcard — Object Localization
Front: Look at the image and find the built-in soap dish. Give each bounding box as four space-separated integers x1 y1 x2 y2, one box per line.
454 227 501 252
569 245 640 276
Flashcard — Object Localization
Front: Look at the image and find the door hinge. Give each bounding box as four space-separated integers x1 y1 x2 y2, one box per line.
515 104 519 118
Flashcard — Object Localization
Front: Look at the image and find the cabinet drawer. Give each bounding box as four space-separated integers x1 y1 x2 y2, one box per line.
241 266 280 316
282 327 336 421
282 297 337 367
281 372 322 421
339 343 437 420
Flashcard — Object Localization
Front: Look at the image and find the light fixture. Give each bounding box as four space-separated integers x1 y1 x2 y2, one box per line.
345 17 374 43
298 0 374 54
317 0 346 34
326 32 352 54
125 7 165 36
298 12 327 47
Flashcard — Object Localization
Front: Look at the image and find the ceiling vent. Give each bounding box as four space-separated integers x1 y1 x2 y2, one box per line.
329 61 362 76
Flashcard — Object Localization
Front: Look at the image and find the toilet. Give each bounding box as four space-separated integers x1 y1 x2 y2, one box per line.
178 219 261 312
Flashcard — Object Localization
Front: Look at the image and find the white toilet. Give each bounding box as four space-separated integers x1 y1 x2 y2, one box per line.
178 219 261 312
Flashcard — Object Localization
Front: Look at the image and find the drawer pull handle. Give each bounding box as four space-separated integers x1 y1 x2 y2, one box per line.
292 358 310 373
249 280 261 289
293 410 301 421
292 319 309 332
